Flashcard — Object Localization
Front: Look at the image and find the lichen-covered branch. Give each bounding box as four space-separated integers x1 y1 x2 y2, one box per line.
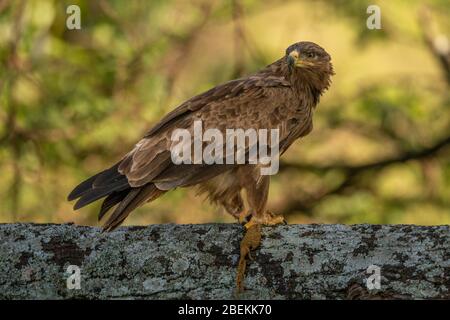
0 223 448 299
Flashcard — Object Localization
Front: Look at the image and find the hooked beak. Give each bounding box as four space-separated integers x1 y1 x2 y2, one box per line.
287 50 300 71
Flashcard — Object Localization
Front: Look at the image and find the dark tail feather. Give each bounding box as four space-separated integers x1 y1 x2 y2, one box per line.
67 162 121 201
69 163 165 231
69 162 129 211
73 178 129 210
98 190 129 221
67 171 103 201
102 184 165 232
92 163 121 187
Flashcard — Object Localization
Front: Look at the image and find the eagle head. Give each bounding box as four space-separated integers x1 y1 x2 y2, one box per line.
285 41 334 96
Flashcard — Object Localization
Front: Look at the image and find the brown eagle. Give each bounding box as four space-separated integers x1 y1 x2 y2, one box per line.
68 41 334 232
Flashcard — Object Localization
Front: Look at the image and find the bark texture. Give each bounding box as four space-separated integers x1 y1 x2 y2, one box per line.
0 223 449 299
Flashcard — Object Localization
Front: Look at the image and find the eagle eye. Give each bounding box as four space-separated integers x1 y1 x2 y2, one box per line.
305 52 316 59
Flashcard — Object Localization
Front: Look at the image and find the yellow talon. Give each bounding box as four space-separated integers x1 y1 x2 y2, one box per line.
264 215 286 226
244 219 257 230
238 210 252 224
244 212 285 229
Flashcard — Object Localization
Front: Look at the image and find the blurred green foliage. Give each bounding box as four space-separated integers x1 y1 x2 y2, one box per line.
0 0 449 226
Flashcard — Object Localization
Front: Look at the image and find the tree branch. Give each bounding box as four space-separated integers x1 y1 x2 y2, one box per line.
0 223 448 299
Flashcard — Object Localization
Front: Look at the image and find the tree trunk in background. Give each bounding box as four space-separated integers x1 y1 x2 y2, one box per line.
0 223 448 299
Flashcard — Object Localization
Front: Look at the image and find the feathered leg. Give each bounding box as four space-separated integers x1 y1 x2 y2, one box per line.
220 192 245 220
238 166 285 228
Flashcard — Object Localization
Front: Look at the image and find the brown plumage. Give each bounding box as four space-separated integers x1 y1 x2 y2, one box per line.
68 41 334 231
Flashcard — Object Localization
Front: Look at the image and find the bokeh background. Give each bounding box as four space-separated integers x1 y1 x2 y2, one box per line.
1 0 449 226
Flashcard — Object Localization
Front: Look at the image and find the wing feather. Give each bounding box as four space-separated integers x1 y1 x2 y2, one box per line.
121 74 294 189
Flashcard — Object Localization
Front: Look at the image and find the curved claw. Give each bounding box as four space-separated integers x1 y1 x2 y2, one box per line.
238 210 252 225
